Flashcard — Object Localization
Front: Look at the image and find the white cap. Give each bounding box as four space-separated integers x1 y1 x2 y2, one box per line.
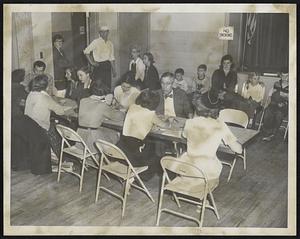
99 26 109 31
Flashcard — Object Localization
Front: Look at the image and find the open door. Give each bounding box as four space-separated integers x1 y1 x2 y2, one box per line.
118 13 150 78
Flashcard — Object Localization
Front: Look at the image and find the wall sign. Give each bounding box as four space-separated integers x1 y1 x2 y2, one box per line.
218 26 234 40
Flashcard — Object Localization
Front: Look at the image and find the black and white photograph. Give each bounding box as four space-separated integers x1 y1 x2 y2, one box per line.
3 3 296 236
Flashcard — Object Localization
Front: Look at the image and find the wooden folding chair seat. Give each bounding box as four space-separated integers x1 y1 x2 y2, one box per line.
56 124 99 192
94 139 155 218
156 156 220 227
218 109 249 182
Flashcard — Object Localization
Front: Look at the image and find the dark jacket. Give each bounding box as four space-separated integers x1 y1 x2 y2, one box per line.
143 64 161 90
53 47 70 90
69 83 91 106
155 88 193 118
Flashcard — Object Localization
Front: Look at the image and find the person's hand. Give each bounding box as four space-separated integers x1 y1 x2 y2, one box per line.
278 102 285 108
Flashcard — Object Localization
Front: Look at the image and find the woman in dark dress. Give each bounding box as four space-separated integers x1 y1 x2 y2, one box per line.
142 52 161 90
207 54 238 108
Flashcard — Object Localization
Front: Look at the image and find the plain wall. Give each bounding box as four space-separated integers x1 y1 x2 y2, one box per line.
150 13 229 79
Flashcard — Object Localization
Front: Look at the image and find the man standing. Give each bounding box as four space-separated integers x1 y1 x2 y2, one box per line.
52 34 70 97
83 25 116 90
155 72 193 119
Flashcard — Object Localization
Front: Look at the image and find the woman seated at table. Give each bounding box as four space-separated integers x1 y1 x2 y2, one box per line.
24 74 70 174
116 89 170 181
179 93 242 191
77 79 125 153
64 66 79 99
69 66 92 105
113 71 140 111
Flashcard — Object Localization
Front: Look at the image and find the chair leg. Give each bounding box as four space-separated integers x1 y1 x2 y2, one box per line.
79 158 86 193
95 166 103 203
243 149 246 170
156 177 166 226
57 143 64 182
136 174 155 202
209 192 220 220
173 193 181 208
122 178 130 218
284 126 288 140
227 158 237 182
199 195 207 227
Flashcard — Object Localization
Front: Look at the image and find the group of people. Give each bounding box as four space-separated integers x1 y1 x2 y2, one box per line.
10 25 289 190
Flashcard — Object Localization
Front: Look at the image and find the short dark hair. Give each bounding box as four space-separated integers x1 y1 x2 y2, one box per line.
52 34 64 43
33 60 46 70
143 52 155 64
12 69 25 83
118 71 137 87
31 74 49 92
78 66 92 75
197 64 207 71
160 72 174 82
135 89 160 111
192 93 219 118
175 68 184 75
90 79 109 96
220 54 234 70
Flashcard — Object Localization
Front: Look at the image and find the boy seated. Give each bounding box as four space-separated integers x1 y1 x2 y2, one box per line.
194 64 211 94
173 68 189 93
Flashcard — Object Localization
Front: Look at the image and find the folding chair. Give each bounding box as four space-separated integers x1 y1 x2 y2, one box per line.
156 156 220 227
56 124 99 192
218 109 249 182
280 119 289 140
94 139 155 218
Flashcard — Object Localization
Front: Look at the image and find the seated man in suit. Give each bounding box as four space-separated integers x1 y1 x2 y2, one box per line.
155 72 193 157
155 72 193 119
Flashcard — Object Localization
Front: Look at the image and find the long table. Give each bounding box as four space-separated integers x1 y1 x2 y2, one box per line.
101 117 260 149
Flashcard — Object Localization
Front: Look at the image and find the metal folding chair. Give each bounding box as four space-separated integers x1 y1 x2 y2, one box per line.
156 156 220 227
94 139 155 218
218 109 249 182
56 124 99 192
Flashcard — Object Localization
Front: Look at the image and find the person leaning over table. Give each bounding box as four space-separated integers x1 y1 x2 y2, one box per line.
69 66 93 106
24 74 72 172
83 25 116 90
113 71 141 111
116 89 170 181
76 79 125 153
21 60 57 96
179 93 242 191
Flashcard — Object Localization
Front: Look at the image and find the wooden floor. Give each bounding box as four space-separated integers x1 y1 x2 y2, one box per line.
10 130 288 228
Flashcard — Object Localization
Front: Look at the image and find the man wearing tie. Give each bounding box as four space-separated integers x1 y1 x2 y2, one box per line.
155 72 193 119
83 26 116 90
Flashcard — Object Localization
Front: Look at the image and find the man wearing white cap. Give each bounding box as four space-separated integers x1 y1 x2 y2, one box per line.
83 25 116 90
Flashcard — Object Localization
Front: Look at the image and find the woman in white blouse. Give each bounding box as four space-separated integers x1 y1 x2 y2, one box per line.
25 74 71 163
113 71 141 111
116 89 170 181
179 93 242 191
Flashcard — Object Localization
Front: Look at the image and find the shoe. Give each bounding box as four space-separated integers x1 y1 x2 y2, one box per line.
262 134 274 141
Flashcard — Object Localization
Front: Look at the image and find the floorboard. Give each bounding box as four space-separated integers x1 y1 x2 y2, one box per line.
9 132 288 228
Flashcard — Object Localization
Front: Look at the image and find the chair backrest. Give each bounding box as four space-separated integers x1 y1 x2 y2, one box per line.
218 109 249 128
56 124 85 143
160 156 207 180
94 139 128 161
